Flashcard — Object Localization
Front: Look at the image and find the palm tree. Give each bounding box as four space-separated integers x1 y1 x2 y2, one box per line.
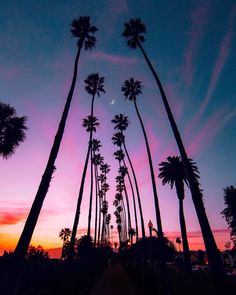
68 73 105 260
92 140 102 245
112 114 145 239
122 18 227 284
159 156 198 273
175 237 181 252
0 101 27 159
122 78 163 237
221 185 236 246
13 16 98 265
122 77 169 288
59 228 71 259
100 163 110 244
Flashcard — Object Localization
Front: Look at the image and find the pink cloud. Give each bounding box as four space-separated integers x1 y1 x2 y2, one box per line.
89 51 139 65
0 65 20 80
186 107 236 156
186 6 236 136
0 209 27 226
108 0 128 14
164 83 184 122
200 6 236 114
146 120 159 156
183 3 209 86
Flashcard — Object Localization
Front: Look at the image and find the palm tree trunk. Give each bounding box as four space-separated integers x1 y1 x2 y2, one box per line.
133 98 170 292
87 147 94 236
121 198 128 241
122 158 139 242
123 182 132 241
117 154 132 242
138 41 227 287
14 45 82 262
133 99 163 236
123 141 145 239
179 198 192 274
2 45 82 295
69 94 96 259
69 139 91 259
97 181 102 247
94 163 99 245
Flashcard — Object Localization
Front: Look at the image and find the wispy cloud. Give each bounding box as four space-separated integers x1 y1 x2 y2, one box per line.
89 51 139 65
200 5 236 114
108 0 128 14
0 208 27 225
183 2 209 87
186 6 236 135
187 107 236 156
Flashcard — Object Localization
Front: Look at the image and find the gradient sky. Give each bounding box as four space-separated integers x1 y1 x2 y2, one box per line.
0 0 236 255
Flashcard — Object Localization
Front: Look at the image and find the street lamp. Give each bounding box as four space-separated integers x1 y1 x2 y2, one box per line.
110 225 114 247
148 220 153 237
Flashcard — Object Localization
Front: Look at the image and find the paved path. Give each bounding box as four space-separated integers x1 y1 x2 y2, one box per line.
89 265 140 295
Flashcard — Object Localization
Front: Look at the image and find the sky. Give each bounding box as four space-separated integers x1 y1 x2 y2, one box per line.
0 0 236 257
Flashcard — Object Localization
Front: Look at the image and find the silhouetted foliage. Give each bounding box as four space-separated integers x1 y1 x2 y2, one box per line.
159 156 199 274
71 16 98 49
221 185 236 245
26 245 50 262
76 235 95 259
0 101 27 158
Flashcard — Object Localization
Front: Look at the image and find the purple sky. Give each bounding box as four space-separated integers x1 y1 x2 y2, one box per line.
0 0 236 253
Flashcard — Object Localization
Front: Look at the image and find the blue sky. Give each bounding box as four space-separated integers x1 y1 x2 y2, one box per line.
0 0 236 252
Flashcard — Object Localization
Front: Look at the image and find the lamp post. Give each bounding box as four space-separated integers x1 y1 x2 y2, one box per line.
148 220 153 266
110 225 114 247
148 220 153 237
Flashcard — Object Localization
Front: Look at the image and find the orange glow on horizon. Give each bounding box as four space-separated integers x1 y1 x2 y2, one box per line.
0 228 230 258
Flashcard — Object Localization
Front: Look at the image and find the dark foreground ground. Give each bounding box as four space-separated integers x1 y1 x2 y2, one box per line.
1 258 236 295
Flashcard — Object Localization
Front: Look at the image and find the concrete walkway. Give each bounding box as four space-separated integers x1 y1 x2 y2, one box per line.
89 265 140 295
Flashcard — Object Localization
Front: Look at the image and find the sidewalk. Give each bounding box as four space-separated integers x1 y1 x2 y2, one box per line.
89 265 140 295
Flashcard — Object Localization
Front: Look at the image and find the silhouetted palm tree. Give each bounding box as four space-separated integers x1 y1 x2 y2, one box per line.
100 163 110 244
0 101 27 158
122 18 227 284
92 140 102 245
114 149 139 242
159 156 198 273
116 168 132 242
13 17 98 266
122 78 163 237
59 228 71 259
69 73 105 259
112 114 145 239
122 77 169 288
221 185 236 245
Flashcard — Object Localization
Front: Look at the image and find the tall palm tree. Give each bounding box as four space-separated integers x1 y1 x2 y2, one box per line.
0 101 27 159
122 78 169 288
122 78 163 237
69 73 104 259
100 163 110 244
159 156 198 274
114 149 139 242
91 140 102 245
112 114 145 239
13 16 98 264
59 228 71 259
122 18 227 283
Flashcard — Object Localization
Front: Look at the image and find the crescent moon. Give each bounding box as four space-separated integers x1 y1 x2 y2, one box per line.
110 99 115 105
